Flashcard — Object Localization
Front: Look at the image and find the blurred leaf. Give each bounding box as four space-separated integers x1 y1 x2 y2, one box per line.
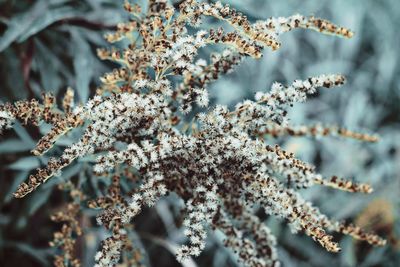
12 122 35 147
17 5 83 43
34 39 65 93
71 29 93 103
62 162 83 180
0 0 87 52
340 237 356 267
55 135 75 147
142 233 198 267
156 200 179 237
0 49 27 99
28 187 52 216
8 156 40 170
6 242 51 266
0 0 47 52
360 247 387 267
0 138 34 154
126 230 152 267
0 213 11 225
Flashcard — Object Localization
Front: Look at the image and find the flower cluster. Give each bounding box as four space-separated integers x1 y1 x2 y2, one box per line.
49 182 84 267
0 1 385 266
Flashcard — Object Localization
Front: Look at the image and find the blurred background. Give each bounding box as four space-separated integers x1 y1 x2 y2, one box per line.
0 0 399 266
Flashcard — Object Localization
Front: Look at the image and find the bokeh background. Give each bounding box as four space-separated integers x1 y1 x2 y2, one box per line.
0 0 399 266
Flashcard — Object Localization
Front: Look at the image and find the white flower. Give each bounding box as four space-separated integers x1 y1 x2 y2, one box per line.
255 91 265 101
293 79 303 88
215 1 223 9
196 58 207 67
73 105 84 115
134 79 148 89
271 82 283 92
176 59 188 68
95 252 102 261
195 89 209 107
93 164 105 173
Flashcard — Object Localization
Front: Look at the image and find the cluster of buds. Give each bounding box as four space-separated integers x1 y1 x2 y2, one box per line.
50 183 84 267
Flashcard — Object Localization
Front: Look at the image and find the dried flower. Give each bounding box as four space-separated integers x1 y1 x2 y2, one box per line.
0 1 385 266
